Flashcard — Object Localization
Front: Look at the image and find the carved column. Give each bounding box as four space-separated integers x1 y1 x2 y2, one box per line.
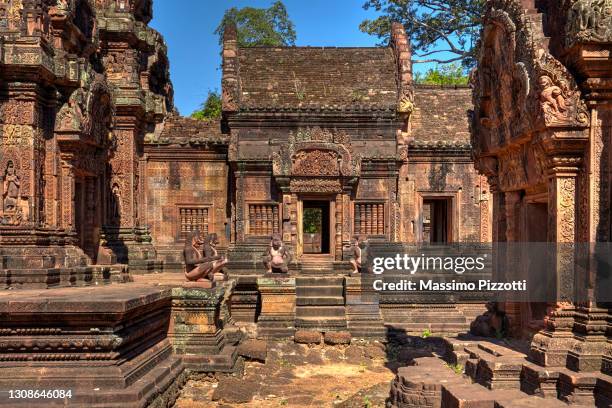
335 193 342 260
59 153 75 232
504 191 521 242
502 191 522 331
342 191 351 246
0 86 44 229
101 115 157 271
479 176 492 243
281 192 292 244
289 193 298 251
566 107 610 372
235 170 246 243
530 161 580 367
489 178 506 244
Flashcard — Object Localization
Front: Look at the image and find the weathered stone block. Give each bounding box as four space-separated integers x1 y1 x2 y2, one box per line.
257 277 296 339
295 330 322 344
168 282 241 373
237 339 268 362
324 331 351 345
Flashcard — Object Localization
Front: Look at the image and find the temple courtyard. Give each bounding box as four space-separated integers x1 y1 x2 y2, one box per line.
1 0 611 406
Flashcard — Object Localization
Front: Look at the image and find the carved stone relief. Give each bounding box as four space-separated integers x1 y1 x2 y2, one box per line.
473 2 589 159
566 0 612 45
292 150 339 177
272 127 361 187
0 160 24 225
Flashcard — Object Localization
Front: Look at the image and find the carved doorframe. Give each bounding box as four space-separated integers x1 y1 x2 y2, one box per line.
416 191 459 243
296 194 337 260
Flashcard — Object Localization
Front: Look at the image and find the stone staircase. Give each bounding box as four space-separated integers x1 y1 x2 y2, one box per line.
298 254 352 275
295 276 347 331
389 336 612 407
383 304 484 338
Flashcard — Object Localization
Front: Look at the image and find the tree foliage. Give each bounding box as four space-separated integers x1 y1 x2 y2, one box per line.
414 64 469 86
360 0 484 67
191 90 222 121
215 1 296 47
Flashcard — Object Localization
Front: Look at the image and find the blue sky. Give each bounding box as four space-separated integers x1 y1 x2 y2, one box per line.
150 0 439 116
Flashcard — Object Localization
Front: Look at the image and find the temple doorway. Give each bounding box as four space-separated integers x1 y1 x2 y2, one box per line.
423 198 451 243
302 200 331 254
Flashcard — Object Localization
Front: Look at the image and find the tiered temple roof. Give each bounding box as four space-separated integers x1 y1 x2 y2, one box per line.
236 47 398 111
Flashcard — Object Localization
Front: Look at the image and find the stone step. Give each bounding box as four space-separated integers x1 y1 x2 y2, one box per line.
386 322 469 332
296 305 345 318
296 285 343 297
296 276 344 286
296 296 344 306
389 352 585 408
384 313 467 323
295 316 347 329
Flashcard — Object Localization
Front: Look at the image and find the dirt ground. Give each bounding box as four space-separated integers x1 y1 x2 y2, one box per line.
173 339 431 408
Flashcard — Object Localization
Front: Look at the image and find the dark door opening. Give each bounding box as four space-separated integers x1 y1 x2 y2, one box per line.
524 202 548 323
302 201 330 254
423 199 451 243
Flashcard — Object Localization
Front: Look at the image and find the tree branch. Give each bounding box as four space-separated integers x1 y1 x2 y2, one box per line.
407 14 464 55
412 55 465 64
415 49 456 57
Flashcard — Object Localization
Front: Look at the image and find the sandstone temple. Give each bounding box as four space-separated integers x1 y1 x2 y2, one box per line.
0 0 610 407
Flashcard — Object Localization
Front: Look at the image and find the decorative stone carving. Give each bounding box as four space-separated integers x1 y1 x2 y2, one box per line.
566 0 612 45
398 89 414 114
1 160 23 225
0 0 23 31
56 72 114 147
498 148 528 191
344 235 365 275
537 53 589 127
472 2 589 165
262 234 292 273
289 178 343 193
292 149 339 177
222 81 239 112
273 127 360 179
184 231 227 283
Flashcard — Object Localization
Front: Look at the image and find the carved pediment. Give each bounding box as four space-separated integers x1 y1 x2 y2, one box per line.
272 127 361 179
292 149 339 177
472 0 589 155
56 71 114 148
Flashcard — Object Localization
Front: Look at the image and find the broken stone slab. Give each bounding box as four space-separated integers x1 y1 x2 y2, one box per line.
237 339 268 362
212 376 258 403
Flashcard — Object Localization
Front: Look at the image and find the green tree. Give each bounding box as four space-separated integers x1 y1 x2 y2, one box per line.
214 1 296 47
360 0 484 67
191 90 222 121
414 64 469 86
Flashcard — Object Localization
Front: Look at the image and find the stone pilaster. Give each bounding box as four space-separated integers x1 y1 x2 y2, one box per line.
335 193 343 260
256 276 296 339
530 165 580 367
168 284 241 373
566 106 611 372
502 191 522 332
100 116 159 272
345 276 385 340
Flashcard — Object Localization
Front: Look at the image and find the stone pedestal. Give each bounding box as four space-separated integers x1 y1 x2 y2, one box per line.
567 305 608 372
0 285 184 407
345 276 386 340
169 283 241 373
529 304 577 367
99 226 162 273
256 276 296 339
